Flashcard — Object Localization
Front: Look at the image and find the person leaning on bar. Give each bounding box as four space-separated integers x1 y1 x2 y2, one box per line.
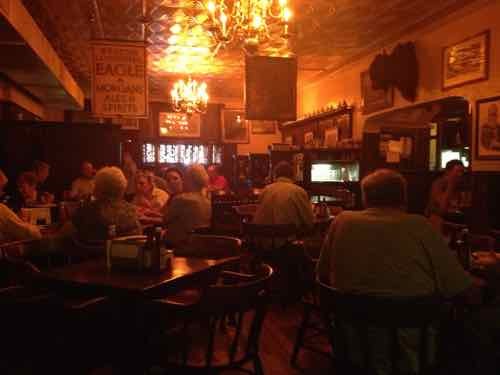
426 159 465 232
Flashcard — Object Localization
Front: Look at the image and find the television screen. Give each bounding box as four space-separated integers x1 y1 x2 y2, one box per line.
441 150 469 169
311 161 360 183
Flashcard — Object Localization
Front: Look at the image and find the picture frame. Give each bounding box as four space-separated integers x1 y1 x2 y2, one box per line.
250 120 276 134
475 96 500 160
222 109 249 144
442 30 490 90
360 70 393 115
158 112 201 138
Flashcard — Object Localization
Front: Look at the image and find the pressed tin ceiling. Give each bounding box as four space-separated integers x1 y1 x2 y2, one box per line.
21 0 476 104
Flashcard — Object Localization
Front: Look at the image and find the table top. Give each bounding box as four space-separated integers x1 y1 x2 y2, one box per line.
41 256 240 296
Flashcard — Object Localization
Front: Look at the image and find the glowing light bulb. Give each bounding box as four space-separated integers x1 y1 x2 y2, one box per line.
252 14 262 29
207 1 216 14
283 7 292 22
168 35 179 45
170 24 182 34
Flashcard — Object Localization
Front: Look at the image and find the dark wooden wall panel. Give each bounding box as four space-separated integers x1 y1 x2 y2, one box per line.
0 121 121 198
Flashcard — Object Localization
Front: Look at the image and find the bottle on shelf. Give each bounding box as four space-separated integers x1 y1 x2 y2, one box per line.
106 224 116 271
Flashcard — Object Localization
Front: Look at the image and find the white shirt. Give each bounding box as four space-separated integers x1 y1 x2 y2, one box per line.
253 177 314 232
71 177 95 199
0 203 41 242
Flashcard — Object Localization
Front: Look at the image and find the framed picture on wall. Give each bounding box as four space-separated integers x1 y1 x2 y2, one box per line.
442 30 490 90
361 70 393 115
251 120 276 134
158 112 201 138
222 109 249 143
476 96 500 160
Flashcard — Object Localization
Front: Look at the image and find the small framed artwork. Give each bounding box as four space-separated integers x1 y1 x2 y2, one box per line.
324 128 338 147
251 120 276 134
335 113 353 141
304 131 314 146
442 30 490 90
361 70 393 115
222 109 249 143
158 112 201 138
475 96 500 160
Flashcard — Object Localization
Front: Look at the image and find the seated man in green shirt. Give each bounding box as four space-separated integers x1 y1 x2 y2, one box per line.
318 168 475 374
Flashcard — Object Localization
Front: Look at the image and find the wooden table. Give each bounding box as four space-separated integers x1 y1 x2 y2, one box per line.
39 255 240 373
41 256 240 297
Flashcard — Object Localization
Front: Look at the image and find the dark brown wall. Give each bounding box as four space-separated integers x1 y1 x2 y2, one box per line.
0 121 121 198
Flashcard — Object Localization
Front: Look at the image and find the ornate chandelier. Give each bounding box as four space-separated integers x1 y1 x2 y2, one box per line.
170 77 209 114
202 0 292 54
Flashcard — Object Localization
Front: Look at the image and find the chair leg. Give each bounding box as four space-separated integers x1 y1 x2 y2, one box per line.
253 355 264 375
291 302 313 367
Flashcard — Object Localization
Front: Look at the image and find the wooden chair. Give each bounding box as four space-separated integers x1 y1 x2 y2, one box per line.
149 264 273 374
290 219 333 367
318 281 446 375
242 223 305 304
0 247 108 374
233 204 259 234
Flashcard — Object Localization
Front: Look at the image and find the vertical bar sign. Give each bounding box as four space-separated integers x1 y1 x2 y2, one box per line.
90 40 148 118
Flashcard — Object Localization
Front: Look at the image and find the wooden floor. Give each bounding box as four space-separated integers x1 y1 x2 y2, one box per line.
88 303 333 375
4 302 332 375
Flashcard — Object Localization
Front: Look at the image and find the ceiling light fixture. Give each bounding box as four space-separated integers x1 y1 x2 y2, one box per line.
200 0 292 54
170 77 209 114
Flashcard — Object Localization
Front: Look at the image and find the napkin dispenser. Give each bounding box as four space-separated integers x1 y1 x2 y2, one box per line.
109 235 147 270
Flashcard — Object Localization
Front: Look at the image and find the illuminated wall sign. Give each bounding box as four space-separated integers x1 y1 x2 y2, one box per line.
159 112 201 138
91 40 148 118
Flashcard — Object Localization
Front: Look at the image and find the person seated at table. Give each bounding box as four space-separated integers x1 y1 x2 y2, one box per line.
207 164 229 193
122 150 138 199
142 167 169 193
426 159 465 232
31 160 54 204
60 166 141 243
164 164 211 249
253 161 314 234
0 170 41 241
70 161 95 201
0 203 42 242
132 171 168 216
17 172 53 208
164 167 184 200
317 168 475 374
